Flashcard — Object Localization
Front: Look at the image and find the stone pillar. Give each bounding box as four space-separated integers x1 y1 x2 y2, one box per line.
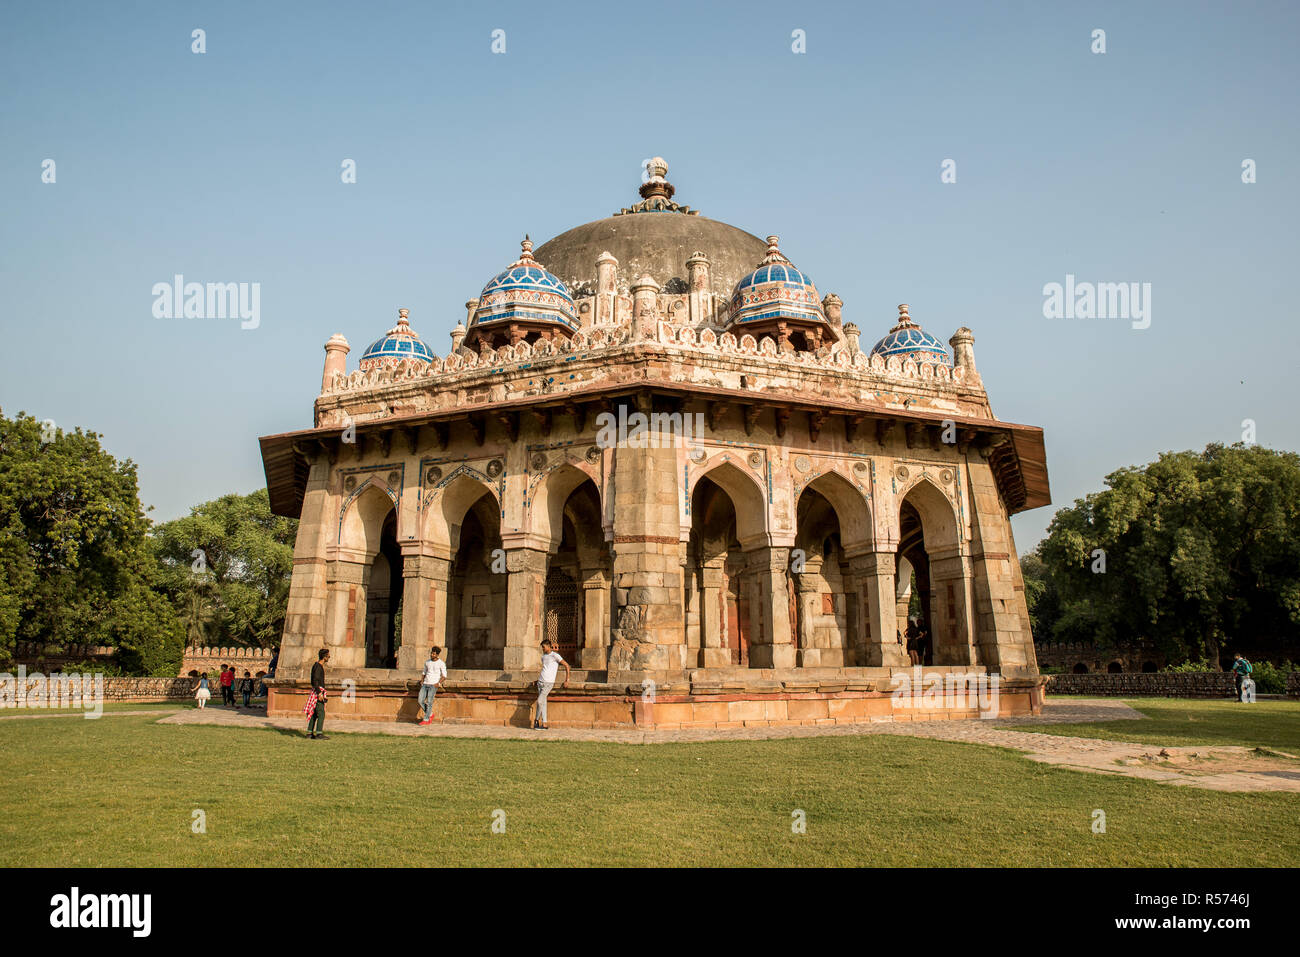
595 252 618 325
631 274 659 339
928 545 975 666
821 293 843 327
397 554 451 672
950 327 977 378
451 315 469 353
965 455 1036 676
842 322 861 355
607 431 687 675
321 335 350 393
278 454 334 680
323 559 370 672
698 559 728 667
503 547 547 674
748 547 795 668
686 251 711 326
852 549 907 667
578 567 609 669
794 558 822 667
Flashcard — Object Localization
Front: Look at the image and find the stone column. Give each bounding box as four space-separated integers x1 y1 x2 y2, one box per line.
595 252 618 326
965 455 1036 676
397 554 451 672
578 566 609 669
324 559 370 671
321 335 349 393
794 558 822 667
698 559 728 667
686 251 711 326
278 454 333 680
852 550 907 667
928 545 975 666
747 546 795 668
502 546 547 674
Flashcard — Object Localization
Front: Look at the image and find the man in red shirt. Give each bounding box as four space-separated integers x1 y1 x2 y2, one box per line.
219 664 235 707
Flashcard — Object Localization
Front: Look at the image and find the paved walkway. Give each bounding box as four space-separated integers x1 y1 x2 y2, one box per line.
8 700 1296 792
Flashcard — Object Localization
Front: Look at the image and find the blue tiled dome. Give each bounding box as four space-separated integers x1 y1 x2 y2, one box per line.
359 309 434 371
869 305 951 365
728 236 826 328
472 238 578 332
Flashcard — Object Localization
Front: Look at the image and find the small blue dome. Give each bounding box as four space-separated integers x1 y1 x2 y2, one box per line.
359 309 434 371
728 236 826 328
473 238 578 332
869 305 951 365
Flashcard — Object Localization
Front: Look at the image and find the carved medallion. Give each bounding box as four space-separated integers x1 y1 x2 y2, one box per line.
689 447 707 464
486 459 504 478
585 446 601 464
530 452 548 471
425 466 442 484
940 468 954 484
387 471 400 487
896 465 909 481
344 475 357 492
794 455 812 473
748 451 762 469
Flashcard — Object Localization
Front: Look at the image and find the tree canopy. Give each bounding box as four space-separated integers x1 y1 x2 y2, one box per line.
1025 443 1300 665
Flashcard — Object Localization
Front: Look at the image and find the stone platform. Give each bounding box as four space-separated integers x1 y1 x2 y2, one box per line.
267 667 1045 729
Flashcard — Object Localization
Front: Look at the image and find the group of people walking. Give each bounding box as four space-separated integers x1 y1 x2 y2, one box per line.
301 638 572 739
193 655 276 710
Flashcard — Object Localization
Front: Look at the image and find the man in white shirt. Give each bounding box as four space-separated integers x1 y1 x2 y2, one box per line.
417 646 447 725
534 639 570 730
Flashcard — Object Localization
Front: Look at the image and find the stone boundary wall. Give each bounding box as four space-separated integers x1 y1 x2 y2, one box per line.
179 645 273 678
11 642 116 668
1047 672 1300 698
101 677 200 701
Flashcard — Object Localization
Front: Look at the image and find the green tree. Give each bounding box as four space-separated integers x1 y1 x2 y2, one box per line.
0 409 184 674
150 489 297 648
1034 443 1300 666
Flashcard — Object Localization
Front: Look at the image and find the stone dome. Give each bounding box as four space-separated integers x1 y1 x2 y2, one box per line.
728 236 826 330
472 238 579 333
533 158 768 295
870 305 952 365
358 309 434 371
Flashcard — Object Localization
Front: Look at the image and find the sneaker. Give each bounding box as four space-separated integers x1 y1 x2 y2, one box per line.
419 718 431 726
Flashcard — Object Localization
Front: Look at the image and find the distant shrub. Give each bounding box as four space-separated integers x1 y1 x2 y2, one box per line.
1250 660 1296 695
1162 659 1217 673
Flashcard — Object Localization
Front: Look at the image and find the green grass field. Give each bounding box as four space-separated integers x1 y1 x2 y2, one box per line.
1 700 1297 867
1023 697 1300 752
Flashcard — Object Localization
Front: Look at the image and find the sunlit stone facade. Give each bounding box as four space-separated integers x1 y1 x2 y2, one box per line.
260 159 1051 727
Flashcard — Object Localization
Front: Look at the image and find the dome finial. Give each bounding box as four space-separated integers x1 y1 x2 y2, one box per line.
518 236 535 262
897 303 913 325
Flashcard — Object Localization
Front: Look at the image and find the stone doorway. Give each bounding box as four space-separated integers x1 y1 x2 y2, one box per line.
544 567 580 664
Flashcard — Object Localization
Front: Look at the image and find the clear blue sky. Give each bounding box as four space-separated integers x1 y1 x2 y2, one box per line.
2 0 1297 552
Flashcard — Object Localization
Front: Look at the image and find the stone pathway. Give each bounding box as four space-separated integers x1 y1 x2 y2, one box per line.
8 700 1296 792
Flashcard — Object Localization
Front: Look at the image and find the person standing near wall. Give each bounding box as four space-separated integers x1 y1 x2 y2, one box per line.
534 639 570 731
1231 653 1253 702
417 646 447 725
305 648 329 739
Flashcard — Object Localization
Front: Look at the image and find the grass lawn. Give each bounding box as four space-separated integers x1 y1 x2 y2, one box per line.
1 703 1297 867
1025 697 1300 752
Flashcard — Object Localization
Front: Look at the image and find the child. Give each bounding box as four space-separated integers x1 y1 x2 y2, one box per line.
195 673 211 709
534 639 570 730
239 670 254 708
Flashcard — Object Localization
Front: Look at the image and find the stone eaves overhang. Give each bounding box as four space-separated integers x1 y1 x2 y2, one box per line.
261 380 1050 520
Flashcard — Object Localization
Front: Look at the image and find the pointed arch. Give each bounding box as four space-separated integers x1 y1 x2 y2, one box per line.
531 461 601 553
690 460 768 547
896 475 959 548
338 481 398 562
800 470 873 553
424 471 500 551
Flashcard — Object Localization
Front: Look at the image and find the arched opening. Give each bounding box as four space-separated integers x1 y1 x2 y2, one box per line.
1141 661 1158 673
1107 660 1123 674
442 484 505 670
364 510 404 668
1073 662 1089 674
792 486 851 666
687 474 750 667
540 474 610 669
896 479 967 666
